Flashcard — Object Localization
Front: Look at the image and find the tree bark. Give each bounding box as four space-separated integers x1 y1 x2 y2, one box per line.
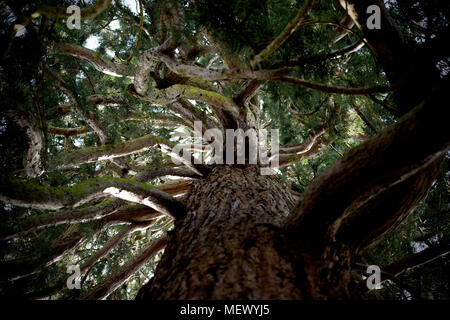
137 165 322 299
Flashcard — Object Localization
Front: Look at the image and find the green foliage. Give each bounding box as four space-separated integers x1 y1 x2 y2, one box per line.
0 0 448 300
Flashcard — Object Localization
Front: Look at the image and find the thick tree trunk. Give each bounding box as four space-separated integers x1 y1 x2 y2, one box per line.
136 165 353 299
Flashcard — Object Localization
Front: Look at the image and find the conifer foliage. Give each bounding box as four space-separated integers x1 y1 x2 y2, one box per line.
0 0 448 299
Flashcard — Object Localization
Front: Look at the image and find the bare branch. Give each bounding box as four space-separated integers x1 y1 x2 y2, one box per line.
284 84 450 252
103 186 185 219
278 136 330 168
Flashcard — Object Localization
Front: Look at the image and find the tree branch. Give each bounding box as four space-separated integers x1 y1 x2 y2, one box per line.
278 136 330 168
278 76 398 95
4 109 44 178
251 0 315 68
0 228 83 281
80 221 154 285
51 134 172 169
48 126 90 137
44 64 108 144
0 177 185 219
51 43 134 78
135 167 201 182
80 235 167 300
0 199 123 241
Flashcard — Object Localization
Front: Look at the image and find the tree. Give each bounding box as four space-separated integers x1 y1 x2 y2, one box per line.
0 0 448 300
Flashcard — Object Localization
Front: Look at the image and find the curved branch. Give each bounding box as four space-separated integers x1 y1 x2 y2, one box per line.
103 186 184 219
144 49 292 81
51 43 134 78
130 83 241 120
0 228 83 281
280 126 327 154
336 158 441 251
44 65 108 144
278 136 330 168
36 0 112 20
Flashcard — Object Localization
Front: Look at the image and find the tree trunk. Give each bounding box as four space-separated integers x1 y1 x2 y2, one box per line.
137 165 353 299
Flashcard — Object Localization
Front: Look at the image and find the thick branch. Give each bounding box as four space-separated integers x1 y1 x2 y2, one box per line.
51 43 133 78
51 134 172 169
103 186 184 219
0 177 185 219
131 82 241 121
146 50 292 81
332 14 355 43
285 83 450 251
353 105 377 134
280 126 327 154
383 243 450 278
336 158 441 251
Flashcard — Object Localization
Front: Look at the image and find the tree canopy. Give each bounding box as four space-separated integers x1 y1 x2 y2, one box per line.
0 0 448 300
